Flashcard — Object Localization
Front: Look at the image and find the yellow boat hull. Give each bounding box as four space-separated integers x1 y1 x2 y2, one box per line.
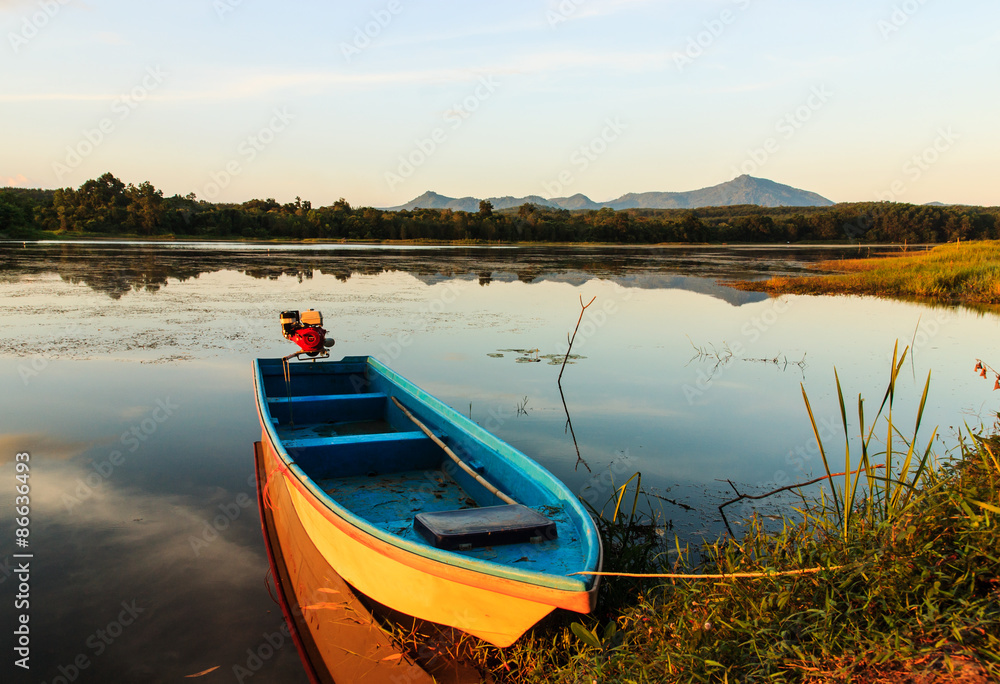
260 435 597 647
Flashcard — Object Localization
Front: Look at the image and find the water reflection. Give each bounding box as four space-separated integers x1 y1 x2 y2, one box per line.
1 457 305 682
1 243 997 682
1 241 866 303
253 443 480 684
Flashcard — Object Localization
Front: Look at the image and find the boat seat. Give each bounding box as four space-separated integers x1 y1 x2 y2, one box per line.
267 392 387 425
413 504 557 551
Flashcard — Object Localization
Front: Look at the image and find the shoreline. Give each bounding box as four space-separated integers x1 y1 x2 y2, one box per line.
726 240 1000 306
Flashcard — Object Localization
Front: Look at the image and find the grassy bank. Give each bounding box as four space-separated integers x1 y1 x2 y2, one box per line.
409 349 1000 683
730 240 1000 306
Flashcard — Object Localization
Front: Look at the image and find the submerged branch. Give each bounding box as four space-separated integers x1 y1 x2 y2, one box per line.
718 464 886 538
559 295 596 472
559 383 591 473
558 295 596 386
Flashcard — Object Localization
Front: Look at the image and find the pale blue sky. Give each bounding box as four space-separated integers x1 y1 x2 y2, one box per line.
2 0 997 207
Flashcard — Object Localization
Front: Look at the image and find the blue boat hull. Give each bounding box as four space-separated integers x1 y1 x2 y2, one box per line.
253 355 602 646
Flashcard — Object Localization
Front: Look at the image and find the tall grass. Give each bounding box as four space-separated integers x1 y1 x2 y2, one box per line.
801 342 936 542
459 347 1000 683
731 240 1000 305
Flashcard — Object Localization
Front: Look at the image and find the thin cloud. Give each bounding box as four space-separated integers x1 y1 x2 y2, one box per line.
0 50 673 103
97 31 128 45
572 0 660 20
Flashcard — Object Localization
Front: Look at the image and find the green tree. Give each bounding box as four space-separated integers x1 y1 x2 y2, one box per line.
0 191 34 235
125 181 164 234
77 172 128 231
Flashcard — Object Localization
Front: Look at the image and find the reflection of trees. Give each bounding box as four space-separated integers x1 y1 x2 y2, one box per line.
0 244 849 301
56 245 192 300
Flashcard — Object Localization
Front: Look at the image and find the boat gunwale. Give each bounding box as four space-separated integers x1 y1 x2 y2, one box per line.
252 440 329 684
253 356 601 596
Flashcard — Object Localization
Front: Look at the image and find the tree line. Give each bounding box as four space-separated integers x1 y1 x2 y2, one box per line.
2 172 998 244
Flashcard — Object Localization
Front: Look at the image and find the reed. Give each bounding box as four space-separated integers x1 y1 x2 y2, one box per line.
729 240 1000 306
459 349 1000 683
801 342 936 542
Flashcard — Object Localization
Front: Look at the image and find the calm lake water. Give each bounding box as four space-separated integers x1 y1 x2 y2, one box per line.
2 242 997 682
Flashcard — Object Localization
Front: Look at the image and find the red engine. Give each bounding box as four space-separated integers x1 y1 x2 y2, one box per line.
280 310 334 356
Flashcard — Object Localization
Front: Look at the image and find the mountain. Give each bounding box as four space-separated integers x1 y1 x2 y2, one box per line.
606 175 834 209
390 175 833 212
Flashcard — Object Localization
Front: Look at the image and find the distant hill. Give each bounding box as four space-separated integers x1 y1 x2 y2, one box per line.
390 175 833 211
606 175 834 209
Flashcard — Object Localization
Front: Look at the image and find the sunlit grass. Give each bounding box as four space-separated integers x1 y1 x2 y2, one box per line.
453 346 1000 683
732 240 1000 305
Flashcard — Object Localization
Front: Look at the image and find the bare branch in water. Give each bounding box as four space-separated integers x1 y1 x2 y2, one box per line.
646 490 695 512
559 295 596 386
559 383 591 473
559 295 596 472
718 464 886 538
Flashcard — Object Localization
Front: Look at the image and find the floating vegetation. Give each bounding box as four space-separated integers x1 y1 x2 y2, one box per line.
490 348 586 365
687 336 807 378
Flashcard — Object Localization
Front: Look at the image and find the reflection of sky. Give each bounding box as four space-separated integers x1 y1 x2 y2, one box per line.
0 459 307 683
2 246 999 676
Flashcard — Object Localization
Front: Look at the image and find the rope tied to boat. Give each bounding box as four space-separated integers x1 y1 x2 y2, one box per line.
390 396 519 507
262 463 288 513
569 564 852 579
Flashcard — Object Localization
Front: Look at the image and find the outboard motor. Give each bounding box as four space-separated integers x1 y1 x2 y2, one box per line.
280 310 335 356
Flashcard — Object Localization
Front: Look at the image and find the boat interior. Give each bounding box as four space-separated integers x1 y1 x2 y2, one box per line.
257 358 588 576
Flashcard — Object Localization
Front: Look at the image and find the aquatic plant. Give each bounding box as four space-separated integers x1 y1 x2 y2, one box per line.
731 239 1000 306
461 346 1000 683
801 342 935 542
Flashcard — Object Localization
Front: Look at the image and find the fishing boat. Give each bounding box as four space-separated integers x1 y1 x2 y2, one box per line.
253 441 436 683
254 440 486 683
253 317 602 648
